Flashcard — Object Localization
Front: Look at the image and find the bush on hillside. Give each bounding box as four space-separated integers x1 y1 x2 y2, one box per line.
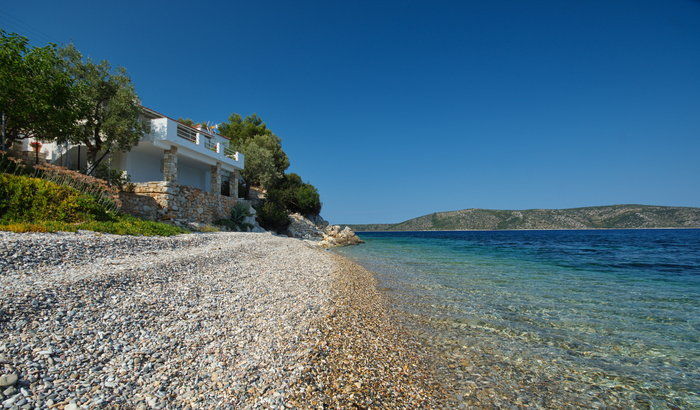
93 163 131 189
0 173 113 223
0 173 187 236
216 202 254 232
267 173 321 216
1 151 120 211
0 217 187 236
256 201 290 232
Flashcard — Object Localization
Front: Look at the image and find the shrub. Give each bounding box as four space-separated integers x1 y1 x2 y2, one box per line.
268 173 322 216
256 201 290 232
76 216 188 236
0 217 188 236
0 173 187 236
0 173 114 223
216 202 254 232
93 163 131 189
0 151 120 211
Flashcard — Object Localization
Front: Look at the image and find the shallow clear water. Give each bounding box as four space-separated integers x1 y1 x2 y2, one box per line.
335 229 700 407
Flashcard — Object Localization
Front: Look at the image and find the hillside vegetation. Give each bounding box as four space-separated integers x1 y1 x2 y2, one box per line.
0 173 187 236
348 205 700 231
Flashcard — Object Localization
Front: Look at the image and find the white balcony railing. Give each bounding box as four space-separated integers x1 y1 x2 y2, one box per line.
176 124 197 142
204 139 218 152
224 145 238 160
146 118 244 169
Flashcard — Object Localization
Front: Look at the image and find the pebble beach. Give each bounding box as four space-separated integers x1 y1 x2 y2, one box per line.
0 231 449 408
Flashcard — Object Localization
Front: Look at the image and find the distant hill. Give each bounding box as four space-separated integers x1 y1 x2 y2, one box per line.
347 205 700 231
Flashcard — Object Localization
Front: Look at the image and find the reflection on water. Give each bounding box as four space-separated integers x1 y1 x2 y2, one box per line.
336 229 700 407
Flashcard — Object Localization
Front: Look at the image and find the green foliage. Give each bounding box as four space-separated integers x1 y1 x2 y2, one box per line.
196 225 220 233
218 113 272 146
58 44 146 166
238 135 283 189
0 151 120 213
0 173 186 236
92 163 131 188
216 202 254 231
0 30 75 148
177 117 196 126
217 114 322 223
255 201 290 232
268 173 321 216
74 216 188 236
0 173 112 223
219 114 289 189
0 217 187 236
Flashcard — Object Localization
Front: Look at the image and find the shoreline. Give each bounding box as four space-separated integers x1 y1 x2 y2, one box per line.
288 252 453 407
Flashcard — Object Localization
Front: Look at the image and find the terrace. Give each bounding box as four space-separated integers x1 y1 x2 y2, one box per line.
107 107 245 195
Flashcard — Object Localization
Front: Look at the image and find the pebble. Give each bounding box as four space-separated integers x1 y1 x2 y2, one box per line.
0 231 335 407
0 374 17 388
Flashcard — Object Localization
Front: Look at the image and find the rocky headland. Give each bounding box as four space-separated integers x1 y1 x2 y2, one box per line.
349 204 700 231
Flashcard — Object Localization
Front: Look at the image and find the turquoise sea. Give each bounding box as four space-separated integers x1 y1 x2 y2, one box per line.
335 229 699 407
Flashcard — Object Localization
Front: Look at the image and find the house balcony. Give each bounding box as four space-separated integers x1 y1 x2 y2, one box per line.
143 117 244 171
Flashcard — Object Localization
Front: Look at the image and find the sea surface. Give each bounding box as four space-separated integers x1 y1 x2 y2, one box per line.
335 229 700 407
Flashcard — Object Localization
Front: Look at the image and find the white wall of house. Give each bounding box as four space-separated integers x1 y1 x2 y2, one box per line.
124 148 162 183
177 158 209 191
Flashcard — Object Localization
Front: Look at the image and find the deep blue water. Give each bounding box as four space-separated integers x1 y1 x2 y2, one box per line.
335 229 700 406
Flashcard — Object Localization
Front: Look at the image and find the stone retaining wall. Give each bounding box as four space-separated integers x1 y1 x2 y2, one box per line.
120 181 237 224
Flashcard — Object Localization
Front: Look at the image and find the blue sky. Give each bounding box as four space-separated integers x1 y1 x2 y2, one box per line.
3 0 699 223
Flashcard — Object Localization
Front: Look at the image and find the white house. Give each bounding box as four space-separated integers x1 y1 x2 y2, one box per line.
14 106 246 224
17 106 244 197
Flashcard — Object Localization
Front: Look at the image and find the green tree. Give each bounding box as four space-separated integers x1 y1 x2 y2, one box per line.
219 113 289 188
268 173 322 216
177 118 196 127
255 201 290 232
218 113 272 146
58 44 146 172
0 30 74 149
238 135 280 189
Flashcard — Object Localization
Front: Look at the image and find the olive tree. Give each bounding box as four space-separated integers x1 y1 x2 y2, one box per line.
0 30 74 149
58 45 146 173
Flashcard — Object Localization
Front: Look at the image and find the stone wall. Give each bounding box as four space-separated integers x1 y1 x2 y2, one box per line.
120 181 237 224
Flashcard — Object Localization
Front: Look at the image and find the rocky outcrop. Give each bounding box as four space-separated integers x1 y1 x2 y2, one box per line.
287 213 325 239
318 225 364 248
286 213 363 247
